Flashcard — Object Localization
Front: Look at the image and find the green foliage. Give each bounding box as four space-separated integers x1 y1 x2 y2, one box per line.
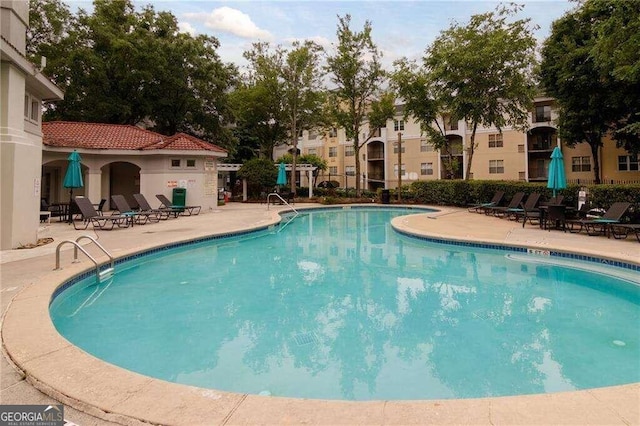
325 14 392 196
391 58 459 179
408 180 640 211
540 0 640 181
240 41 326 193
237 158 278 196
425 4 538 180
29 0 237 149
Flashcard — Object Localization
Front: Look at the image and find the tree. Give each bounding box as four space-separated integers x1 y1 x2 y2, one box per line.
237 158 278 197
588 0 640 156
425 5 537 180
27 0 75 63
391 58 459 179
29 0 237 149
242 41 325 194
325 15 394 196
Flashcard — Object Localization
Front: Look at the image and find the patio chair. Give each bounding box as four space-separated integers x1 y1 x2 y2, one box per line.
609 224 640 242
542 195 565 206
111 195 159 225
543 204 567 232
507 193 541 221
468 191 505 213
485 192 525 217
72 196 131 230
566 202 631 237
156 194 201 216
133 193 179 219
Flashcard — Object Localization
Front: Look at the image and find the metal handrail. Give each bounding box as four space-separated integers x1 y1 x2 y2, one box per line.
74 235 114 271
55 235 115 282
266 193 298 214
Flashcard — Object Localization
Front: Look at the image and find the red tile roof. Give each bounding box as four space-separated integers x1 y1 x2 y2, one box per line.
42 122 226 153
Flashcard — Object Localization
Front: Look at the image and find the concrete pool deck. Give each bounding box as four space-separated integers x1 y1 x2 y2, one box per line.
1 202 638 425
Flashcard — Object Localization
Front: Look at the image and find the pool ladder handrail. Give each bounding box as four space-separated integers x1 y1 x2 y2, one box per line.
266 192 298 215
55 235 115 282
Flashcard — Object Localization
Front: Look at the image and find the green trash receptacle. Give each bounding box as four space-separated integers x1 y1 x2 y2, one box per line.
172 187 186 207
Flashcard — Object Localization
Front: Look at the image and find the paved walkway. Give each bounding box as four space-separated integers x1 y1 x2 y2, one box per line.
1 203 638 425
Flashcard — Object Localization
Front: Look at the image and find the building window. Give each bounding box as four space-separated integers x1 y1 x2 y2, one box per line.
186 159 196 168
618 155 639 171
329 146 337 157
518 144 525 153
308 131 318 140
329 127 337 138
345 166 356 176
345 145 354 156
420 140 434 152
329 166 338 174
170 159 181 168
393 163 406 177
420 162 434 175
24 93 41 123
571 156 591 172
488 134 503 148
394 120 405 131
393 143 405 154
534 105 551 122
308 148 316 155
489 160 504 174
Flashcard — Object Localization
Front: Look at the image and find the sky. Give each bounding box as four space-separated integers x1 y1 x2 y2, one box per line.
67 0 577 71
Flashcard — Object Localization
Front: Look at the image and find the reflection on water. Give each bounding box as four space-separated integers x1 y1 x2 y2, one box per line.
51 208 640 400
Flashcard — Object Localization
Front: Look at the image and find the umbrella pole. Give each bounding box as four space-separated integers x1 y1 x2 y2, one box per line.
68 189 73 224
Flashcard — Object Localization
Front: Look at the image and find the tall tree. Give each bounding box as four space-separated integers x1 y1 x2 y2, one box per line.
425 5 537 180
391 58 459 179
540 8 610 183
242 41 325 194
28 0 237 149
588 0 640 156
326 15 394 196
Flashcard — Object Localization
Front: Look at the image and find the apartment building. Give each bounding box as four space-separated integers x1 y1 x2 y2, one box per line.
275 97 639 190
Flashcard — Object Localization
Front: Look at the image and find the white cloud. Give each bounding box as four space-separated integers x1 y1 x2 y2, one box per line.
184 7 272 40
177 21 197 36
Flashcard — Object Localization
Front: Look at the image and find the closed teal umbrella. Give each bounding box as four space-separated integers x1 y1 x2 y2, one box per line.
63 150 84 222
547 146 566 197
276 162 287 186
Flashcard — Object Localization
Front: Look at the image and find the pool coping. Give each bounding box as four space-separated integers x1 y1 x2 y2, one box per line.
2 205 639 425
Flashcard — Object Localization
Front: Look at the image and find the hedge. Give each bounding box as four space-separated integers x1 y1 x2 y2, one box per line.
403 180 640 212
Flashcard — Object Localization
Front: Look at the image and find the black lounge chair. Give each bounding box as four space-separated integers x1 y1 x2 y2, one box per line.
567 202 631 237
468 191 505 214
486 192 525 217
609 224 640 242
133 193 179 219
72 196 130 230
111 195 159 225
156 194 201 216
508 193 541 221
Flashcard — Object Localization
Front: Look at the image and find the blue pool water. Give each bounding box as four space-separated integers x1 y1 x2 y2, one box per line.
50 207 640 400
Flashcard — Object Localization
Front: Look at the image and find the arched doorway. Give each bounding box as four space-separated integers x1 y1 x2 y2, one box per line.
104 162 141 209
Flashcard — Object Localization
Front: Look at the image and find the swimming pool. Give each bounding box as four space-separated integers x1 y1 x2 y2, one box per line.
50 207 640 401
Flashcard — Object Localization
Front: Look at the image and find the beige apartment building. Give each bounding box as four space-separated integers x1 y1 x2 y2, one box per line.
276 97 639 191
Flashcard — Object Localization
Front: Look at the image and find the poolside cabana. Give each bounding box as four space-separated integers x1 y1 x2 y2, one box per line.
42 122 227 212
